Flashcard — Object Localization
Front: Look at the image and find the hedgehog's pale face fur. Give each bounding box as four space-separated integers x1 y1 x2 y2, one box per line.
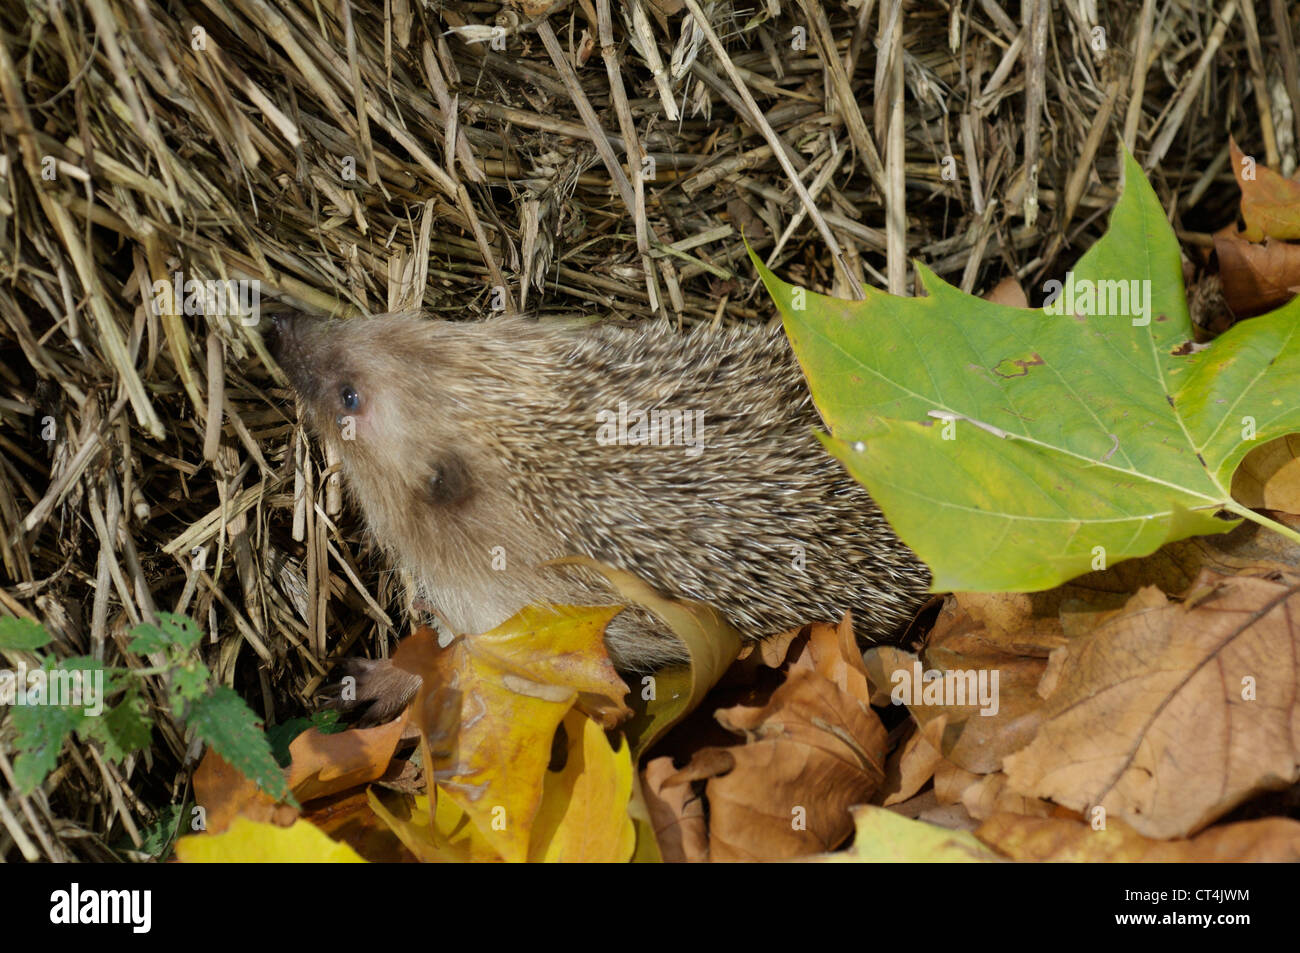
273 312 582 644
272 311 931 681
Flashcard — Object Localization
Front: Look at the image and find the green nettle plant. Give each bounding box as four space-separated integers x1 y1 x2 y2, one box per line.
0 613 286 801
753 148 1300 593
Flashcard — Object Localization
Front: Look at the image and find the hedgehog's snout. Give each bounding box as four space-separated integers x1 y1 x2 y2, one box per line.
267 310 294 352
268 310 324 404
266 310 301 367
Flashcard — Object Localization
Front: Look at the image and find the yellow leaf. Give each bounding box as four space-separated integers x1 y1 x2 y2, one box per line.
366 789 502 863
552 557 743 756
530 710 636 862
175 817 365 863
394 605 630 863
817 805 1002 862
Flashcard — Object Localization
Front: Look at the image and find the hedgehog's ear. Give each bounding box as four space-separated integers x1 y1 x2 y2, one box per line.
424 451 473 506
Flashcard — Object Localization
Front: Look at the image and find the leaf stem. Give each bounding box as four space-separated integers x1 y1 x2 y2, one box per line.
1221 500 1300 546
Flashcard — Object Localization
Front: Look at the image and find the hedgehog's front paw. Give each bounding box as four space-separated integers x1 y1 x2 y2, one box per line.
320 658 421 726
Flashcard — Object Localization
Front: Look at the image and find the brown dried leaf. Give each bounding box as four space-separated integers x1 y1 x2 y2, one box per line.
1002 573 1300 838
864 636 1046 774
880 714 946 806
1230 137 1300 241
957 772 1056 821
193 749 295 835
978 812 1300 862
982 276 1030 308
691 666 889 860
782 614 875 704
287 713 409 802
1232 434 1300 514
933 759 981 805
884 789 984 833
641 756 709 863
1214 229 1300 317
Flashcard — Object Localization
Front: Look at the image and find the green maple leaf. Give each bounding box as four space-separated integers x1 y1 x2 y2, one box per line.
752 148 1300 592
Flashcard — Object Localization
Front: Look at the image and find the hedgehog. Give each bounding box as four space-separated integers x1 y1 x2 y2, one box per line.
269 311 931 719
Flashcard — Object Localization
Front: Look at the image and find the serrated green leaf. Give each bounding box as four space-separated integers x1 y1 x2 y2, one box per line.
753 147 1300 591
87 688 154 762
186 686 288 801
131 804 186 860
11 703 76 794
311 708 344 733
170 664 212 704
129 613 202 654
0 617 51 650
266 716 312 767
127 623 168 654
158 612 203 649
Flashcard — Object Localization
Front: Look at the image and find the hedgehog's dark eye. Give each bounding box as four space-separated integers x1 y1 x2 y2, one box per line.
340 385 360 412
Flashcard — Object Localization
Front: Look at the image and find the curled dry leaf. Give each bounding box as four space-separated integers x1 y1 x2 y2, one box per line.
863 639 1045 775
862 589 1068 774
287 713 410 803
1232 435 1300 515
641 755 709 863
1002 571 1300 838
933 760 981 806
880 713 947 806
1213 230 1300 317
783 614 876 703
654 623 891 862
953 771 1057 822
686 666 888 860
1229 137 1300 242
884 789 984 832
